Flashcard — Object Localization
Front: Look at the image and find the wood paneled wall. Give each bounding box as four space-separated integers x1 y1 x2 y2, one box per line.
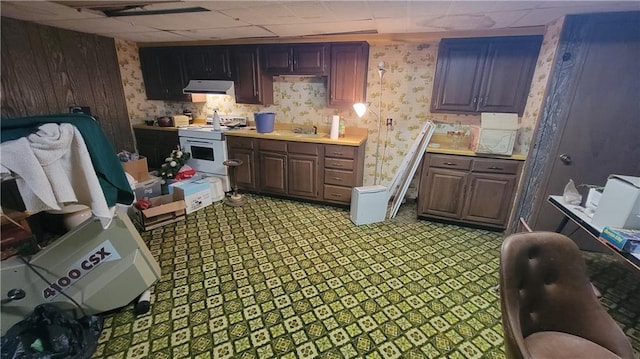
1 17 134 152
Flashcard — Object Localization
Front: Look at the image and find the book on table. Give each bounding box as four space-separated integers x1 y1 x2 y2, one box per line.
600 227 640 254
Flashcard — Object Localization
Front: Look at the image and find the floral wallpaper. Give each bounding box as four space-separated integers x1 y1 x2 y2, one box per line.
115 21 562 189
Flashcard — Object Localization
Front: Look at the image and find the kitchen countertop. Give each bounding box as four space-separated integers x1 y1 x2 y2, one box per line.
425 133 527 161
426 146 527 161
131 123 367 146
225 127 368 146
132 124 178 132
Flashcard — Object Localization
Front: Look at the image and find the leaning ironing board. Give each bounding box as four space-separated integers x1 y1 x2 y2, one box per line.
0 114 161 335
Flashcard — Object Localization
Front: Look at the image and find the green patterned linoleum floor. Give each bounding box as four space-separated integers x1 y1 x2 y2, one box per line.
92 195 640 358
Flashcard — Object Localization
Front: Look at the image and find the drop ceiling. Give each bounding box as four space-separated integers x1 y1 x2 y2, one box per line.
1 1 638 43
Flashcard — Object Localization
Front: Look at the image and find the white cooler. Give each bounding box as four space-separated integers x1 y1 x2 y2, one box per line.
350 185 388 225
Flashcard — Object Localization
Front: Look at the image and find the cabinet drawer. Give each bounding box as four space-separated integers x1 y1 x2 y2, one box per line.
227 136 254 149
325 145 356 159
325 158 354 171
323 185 352 203
324 169 356 186
429 155 472 170
259 139 287 152
472 158 519 174
288 142 319 155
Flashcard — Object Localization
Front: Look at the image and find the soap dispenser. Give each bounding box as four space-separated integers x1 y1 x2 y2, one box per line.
212 109 221 131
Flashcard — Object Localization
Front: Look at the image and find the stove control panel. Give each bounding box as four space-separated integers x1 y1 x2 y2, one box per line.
208 115 248 127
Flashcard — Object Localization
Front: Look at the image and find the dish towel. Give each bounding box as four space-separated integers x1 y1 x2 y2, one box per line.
1 123 112 228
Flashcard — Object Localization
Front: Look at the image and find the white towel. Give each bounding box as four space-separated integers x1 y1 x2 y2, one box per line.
1 123 112 228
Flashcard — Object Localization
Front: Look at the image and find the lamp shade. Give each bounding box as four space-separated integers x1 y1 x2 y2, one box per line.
353 103 368 118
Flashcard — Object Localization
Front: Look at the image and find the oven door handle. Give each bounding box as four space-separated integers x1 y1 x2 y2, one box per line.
183 139 214 145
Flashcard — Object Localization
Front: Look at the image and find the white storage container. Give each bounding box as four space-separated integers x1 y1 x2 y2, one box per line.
350 185 388 225
592 175 640 229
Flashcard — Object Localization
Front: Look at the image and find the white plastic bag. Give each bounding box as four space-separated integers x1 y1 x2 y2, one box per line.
563 179 582 205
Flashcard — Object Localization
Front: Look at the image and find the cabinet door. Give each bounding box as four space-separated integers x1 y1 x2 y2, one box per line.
228 136 257 190
288 154 319 198
462 173 515 226
292 44 327 74
139 47 190 101
232 46 274 105
418 167 468 219
431 40 486 113
478 36 542 114
229 148 257 191
262 45 292 73
260 152 287 194
133 128 179 169
183 46 231 80
329 42 369 107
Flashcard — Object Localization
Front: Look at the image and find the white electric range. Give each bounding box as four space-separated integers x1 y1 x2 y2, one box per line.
177 116 247 192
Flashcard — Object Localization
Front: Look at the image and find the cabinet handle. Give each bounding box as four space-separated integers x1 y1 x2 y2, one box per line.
482 95 488 106
332 177 343 181
443 162 457 166
488 166 503 170
478 97 484 106
332 163 343 167
332 152 344 156
472 97 478 105
330 193 342 197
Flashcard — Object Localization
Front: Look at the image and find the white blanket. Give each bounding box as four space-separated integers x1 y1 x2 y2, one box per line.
1 123 112 227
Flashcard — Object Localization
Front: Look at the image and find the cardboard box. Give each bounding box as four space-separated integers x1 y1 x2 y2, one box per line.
134 176 162 200
122 157 151 183
601 227 640 253
171 179 213 214
592 175 640 229
133 193 186 231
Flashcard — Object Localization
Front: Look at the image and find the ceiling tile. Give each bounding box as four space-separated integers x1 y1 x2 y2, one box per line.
38 17 155 34
0 1 104 21
123 11 244 30
172 26 276 40
219 3 301 25
107 30 194 42
264 19 376 37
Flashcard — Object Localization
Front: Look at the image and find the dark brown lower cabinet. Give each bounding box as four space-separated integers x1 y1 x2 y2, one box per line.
418 153 522 229
227 136 364 205
288 142 320 200
226 136 257 191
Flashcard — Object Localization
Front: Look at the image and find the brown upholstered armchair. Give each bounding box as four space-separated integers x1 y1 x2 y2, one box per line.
499 232 634 359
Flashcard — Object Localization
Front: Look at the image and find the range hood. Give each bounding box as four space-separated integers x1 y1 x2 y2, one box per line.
183 80 235 95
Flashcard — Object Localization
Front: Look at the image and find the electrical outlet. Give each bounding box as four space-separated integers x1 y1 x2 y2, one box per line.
386 118 393 126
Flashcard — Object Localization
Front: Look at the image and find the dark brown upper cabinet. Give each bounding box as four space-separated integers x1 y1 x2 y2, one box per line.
231 46 273 105
262 44 328 75
431 35 542 115
139 47 192 101
182 46 232 80
328 42 369 108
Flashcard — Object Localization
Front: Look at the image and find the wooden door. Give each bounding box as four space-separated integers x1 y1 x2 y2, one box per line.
228 148 257 191
478 36 542 115
233 46 273 105
521 12 640 237
260 152 287 194
431 40 486 113
328 42 369 107
418 167 468 219
463 173 516 226
183 46 231 80
262 45 291 73
292 44 327 74
288 154 319 198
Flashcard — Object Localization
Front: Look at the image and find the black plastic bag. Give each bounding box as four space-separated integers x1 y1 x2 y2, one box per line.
0 304 103 359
